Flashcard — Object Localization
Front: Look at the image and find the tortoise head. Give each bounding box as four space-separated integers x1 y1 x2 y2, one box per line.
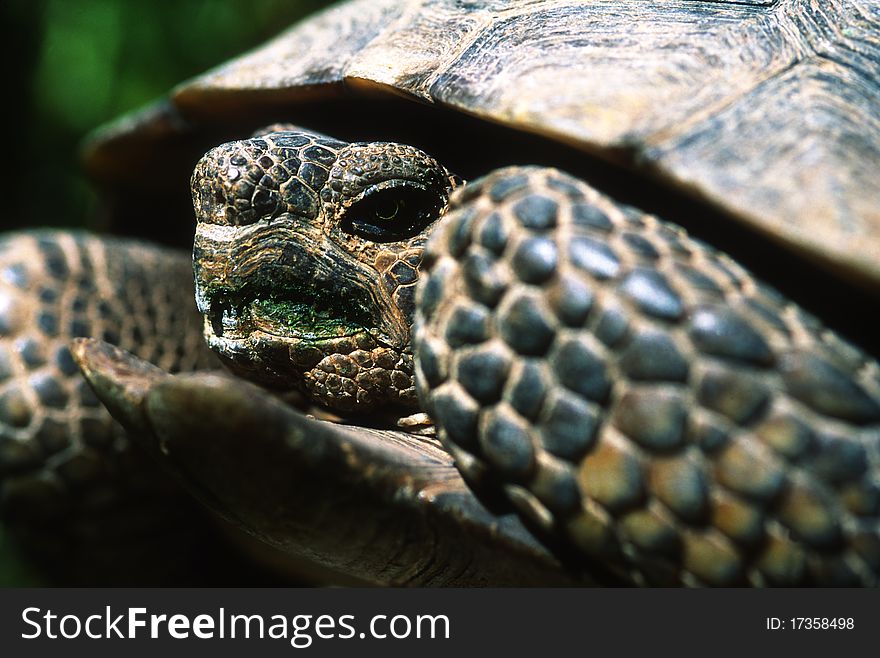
190 128 457 412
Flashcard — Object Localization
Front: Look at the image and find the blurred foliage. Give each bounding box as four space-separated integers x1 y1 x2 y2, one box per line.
1 0 336 232
0 0 336 586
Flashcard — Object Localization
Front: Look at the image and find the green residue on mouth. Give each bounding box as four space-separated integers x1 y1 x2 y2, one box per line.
250 297 365 340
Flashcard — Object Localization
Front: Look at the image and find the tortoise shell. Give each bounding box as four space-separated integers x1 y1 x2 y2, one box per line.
86 0 880 287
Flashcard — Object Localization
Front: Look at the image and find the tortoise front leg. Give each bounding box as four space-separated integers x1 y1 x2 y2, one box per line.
0 230 228 584
414 166 880 587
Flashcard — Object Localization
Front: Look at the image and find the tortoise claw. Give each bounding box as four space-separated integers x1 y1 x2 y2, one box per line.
71 337 170 436
73 339 597 586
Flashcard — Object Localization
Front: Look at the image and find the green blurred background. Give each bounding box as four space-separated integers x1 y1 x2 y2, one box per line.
2 0 335 233
1 0 336 586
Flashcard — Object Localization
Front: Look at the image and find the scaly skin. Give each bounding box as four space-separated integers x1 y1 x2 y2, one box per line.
191 128 457 412
417 167 880 586
191 130 880 586
0 231 218 582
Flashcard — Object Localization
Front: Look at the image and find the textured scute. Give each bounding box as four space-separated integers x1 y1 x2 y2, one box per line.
414 166 880 587
0 231 215 579
139 0 880 288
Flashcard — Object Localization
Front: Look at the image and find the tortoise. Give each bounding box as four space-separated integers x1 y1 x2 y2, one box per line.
1 0 879 587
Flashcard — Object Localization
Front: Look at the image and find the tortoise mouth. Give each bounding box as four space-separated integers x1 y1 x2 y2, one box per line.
250 298 367 340
193 219 410 388
199 271 398 391
203 280 385 346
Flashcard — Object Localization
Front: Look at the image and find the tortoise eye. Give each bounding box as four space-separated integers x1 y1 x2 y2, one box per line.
374 198 401 221
341 185 443 242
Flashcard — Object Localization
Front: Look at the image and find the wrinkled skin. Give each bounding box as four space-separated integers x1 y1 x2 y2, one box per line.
191 128 457 413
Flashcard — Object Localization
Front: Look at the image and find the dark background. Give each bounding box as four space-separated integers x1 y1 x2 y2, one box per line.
0 0 336 586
